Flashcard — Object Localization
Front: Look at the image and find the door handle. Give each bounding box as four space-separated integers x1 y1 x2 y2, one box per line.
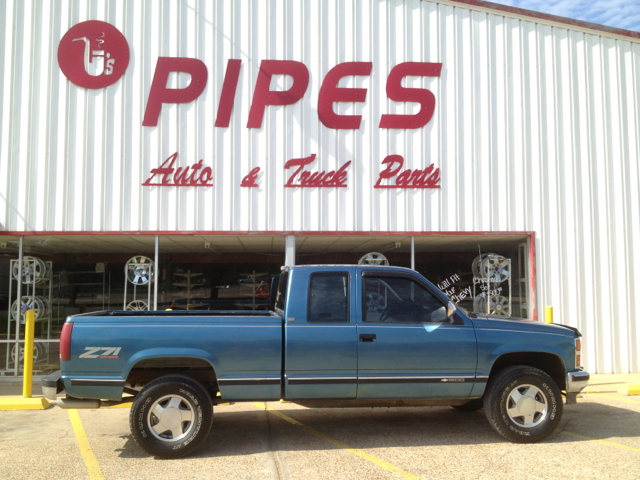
359 334 377 343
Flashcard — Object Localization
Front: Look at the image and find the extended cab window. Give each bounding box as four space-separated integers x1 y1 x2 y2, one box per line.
363 276 447 323
307 272 349 323
275 271 289 311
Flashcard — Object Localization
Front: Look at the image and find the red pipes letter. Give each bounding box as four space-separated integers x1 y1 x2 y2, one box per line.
215 59 242 128
143 57 208 127
379 62 442 129
247 60 309 128
318 62 372 129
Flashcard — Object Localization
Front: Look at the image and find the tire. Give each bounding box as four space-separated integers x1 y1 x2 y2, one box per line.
130 374 213 458
483 365 562 443
452 399 483 412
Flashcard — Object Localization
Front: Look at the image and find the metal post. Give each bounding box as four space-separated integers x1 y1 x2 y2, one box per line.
14 236 23 376
23 310 35 398
123 263 128 310
154 235 159 310
411 236 415 271
285 235 296 266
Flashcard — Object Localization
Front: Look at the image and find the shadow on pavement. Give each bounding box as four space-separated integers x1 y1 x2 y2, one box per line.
115 399 640 459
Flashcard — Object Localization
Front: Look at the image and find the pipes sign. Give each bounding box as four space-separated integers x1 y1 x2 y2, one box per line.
58 21 443 190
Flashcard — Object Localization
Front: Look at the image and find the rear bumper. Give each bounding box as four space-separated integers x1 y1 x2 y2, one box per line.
41 370 101 409
41 370 63 402
567 368 590 393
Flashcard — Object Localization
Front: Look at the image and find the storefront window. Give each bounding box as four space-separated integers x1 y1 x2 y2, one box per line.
414 237 530 319
0 233 531 377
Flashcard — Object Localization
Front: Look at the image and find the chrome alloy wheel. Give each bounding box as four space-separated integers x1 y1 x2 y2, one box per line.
505 384 548 428
147 394 195 442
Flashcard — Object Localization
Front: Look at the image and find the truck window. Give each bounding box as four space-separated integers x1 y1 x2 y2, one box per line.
275 271 289 311
363 276 447 323
307 272 350 323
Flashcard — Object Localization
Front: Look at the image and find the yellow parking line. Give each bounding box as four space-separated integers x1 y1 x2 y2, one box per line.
102 402 132 409
559 430 640 453
585 392 640 404
252 402 422 480
68 410 105 480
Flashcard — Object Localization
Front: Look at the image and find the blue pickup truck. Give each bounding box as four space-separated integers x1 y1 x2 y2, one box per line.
42 265 589 458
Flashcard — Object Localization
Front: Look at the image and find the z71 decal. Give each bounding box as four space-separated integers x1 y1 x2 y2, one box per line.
79 347 122 359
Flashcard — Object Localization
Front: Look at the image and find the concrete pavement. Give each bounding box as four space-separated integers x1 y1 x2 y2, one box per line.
0 374 639 479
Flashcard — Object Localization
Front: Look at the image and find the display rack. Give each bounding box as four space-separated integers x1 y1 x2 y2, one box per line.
4 256 54 375
123 256 154 311
472 254 512 316
172 270 204 301
517 243 529 318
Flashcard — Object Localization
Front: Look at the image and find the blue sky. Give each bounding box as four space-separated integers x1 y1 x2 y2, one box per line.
497 0 640 33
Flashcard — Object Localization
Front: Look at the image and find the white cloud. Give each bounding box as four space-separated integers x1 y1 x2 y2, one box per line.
498 0 640 32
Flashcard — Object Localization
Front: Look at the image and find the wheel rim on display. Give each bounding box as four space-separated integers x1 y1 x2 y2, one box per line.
34 342 46 362
11 296 48 322
11 344 38 364
127 300 148 311
505 384 548 428
480 255 510 283
12 256 48 284
473 294 486 313
126 256 155 285
471 254 488 278
489 295 510 316
365 293 385 312
358 252 389 266
147 394 195 442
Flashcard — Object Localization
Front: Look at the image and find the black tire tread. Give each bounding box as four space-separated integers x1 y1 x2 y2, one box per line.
129 374 213 458
483 365 562 444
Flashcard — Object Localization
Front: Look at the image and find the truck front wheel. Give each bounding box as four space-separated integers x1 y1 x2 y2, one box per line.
130 374 213 458
483 366 562 443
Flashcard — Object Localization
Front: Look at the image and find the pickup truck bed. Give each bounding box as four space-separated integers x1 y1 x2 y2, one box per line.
60 310 283 402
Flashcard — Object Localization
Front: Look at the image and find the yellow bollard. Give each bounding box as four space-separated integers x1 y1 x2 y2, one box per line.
23 309 35 398
545 306 553 324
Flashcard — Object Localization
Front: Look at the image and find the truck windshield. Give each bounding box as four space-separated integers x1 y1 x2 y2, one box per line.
275 270 289 311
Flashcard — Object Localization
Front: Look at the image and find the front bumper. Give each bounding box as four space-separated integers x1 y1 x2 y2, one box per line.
567 368 590 393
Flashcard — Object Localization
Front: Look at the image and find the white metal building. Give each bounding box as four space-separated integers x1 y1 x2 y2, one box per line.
1 0 639 374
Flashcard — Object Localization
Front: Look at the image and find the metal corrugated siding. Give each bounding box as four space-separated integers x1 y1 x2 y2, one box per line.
0 0 639 373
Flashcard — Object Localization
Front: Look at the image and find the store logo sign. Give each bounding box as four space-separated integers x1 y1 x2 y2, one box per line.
58 20 130 89
143 152 214 187
374 155 440 189
284 154 351 188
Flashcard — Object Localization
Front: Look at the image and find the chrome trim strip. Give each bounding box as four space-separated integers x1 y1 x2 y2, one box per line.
358 376 477 384
287 377 357 385
217 378 281 386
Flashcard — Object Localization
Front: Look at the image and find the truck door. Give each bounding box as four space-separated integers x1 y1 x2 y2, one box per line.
284 267 358 400
357 270 477 399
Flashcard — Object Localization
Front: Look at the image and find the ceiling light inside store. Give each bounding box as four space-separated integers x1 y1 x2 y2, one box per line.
204 242 211 249
0 242 6 249
395 241 401 248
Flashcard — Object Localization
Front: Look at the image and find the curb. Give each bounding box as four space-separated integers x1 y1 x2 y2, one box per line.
0 397 50 410
617 385 640 396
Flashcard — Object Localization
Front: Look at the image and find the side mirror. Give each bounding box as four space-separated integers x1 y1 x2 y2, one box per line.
431 306 448 322
447 301 457 318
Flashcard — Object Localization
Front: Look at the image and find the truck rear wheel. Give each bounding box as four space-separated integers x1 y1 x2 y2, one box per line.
483 365 562 443
130 374 213 458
